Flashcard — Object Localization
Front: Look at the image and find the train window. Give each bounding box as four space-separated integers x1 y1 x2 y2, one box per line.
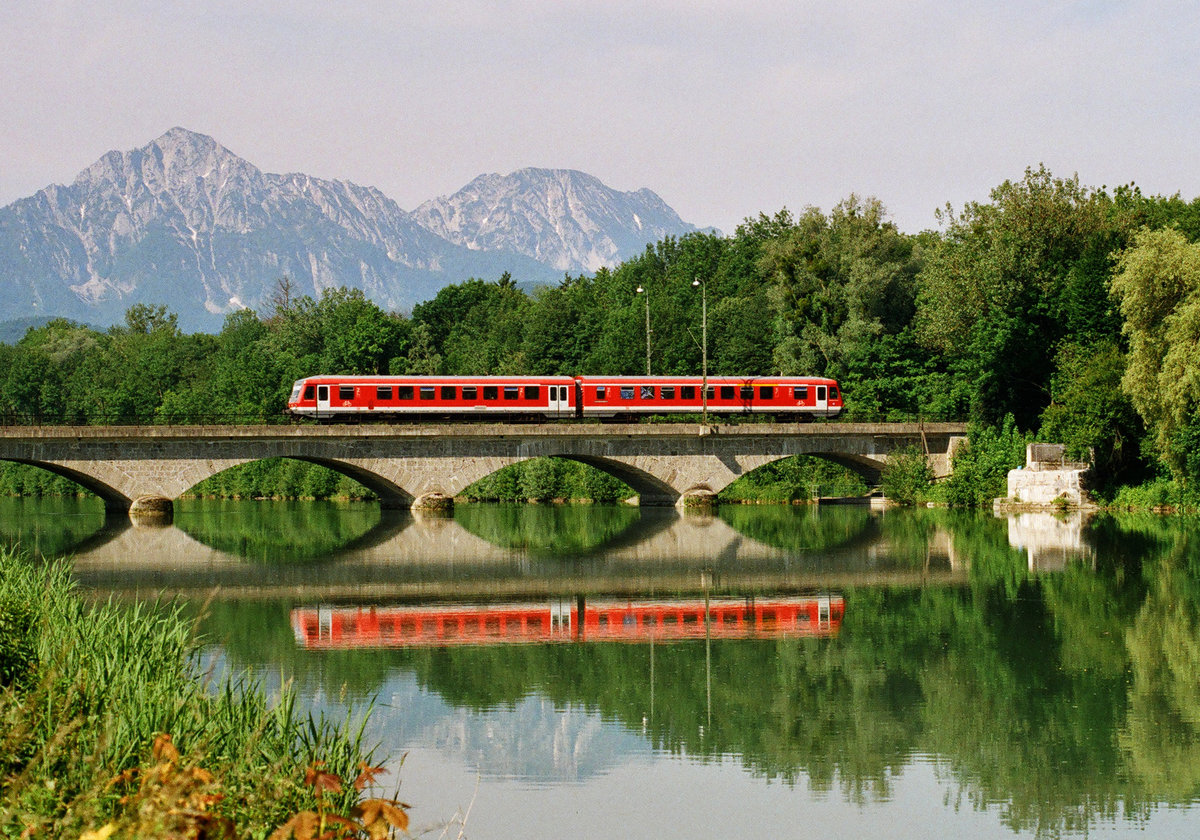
681 386 695 400
760 386 774 399
830 386 839 399
640 385 655 399
376 386 392 400
739 386 753 400
338 386 355 400
595 386 607 400
483 386 498 400
524 386 540 400
303 385 315 400
620 387 635 400
793 386 808 400
440 386 456 400
419 386 435 400
503 386 519 400
705 386 715 400
661 386 675 399
397 386 414 400
462 386 478 400
720 386 735 400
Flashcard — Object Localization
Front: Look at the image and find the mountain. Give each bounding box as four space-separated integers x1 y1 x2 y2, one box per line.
413 168 697 273
0 129 700 333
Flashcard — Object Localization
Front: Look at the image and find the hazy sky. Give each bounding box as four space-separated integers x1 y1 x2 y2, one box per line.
3 1 1198 235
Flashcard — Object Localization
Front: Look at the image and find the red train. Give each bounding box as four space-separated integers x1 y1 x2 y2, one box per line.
291 595 845 648
286 374 842 421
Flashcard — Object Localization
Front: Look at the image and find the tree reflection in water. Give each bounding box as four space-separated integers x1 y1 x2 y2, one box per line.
8 498 1200 835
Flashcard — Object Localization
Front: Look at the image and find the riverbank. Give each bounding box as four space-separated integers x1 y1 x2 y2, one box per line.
0 549 378 838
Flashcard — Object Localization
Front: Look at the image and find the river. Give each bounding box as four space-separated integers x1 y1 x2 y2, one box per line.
4 497 1198 839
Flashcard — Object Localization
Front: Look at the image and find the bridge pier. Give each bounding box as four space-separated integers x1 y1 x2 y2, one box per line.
678 489 718 509
413 492 453 513
129 494 174 525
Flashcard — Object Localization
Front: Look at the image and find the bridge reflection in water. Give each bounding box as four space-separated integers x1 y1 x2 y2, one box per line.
291 594 844 649
60 503 966 601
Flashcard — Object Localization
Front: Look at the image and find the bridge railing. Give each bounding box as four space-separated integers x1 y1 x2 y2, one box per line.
0 411 298 427
0 409 968 427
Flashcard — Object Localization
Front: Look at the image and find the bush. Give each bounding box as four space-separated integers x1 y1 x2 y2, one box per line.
945 415 1031 508
880 446 934 506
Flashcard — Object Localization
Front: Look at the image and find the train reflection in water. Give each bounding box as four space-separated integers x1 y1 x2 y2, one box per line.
291 594 844 649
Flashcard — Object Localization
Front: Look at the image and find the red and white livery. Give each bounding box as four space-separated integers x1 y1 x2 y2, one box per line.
286 374 842 421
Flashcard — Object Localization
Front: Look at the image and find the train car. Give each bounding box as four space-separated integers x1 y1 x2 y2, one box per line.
290 595 845 648
287 374 577 421
574 375 842 419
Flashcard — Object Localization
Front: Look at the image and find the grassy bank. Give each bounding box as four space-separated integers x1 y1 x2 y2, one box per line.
0 549 377 838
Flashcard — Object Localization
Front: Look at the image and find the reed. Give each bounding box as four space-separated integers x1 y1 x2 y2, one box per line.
0 549 371 838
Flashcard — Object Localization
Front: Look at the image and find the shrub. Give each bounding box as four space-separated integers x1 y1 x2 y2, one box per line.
880 446 934 506
945 415 1031 508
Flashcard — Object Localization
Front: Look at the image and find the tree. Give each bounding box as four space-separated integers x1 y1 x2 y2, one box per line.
757 197 922 415
1109 227 1200 480
1038 339 1145 486
915 166 1119 427
401 322 442 375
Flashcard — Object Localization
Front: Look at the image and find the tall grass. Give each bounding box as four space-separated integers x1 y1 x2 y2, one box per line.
0 549 371 838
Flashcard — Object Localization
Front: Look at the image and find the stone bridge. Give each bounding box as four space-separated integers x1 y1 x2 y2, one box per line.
0 421 967 517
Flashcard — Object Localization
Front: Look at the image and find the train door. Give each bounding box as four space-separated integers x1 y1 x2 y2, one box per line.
316 385 331 419
816 595 831 629
549 384 571 417
815 385 828 416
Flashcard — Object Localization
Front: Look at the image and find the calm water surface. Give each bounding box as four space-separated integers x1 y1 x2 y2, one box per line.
6 497 1200 839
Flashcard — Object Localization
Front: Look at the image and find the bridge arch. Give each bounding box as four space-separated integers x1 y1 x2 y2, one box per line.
3 458 132 512
287 457 415 508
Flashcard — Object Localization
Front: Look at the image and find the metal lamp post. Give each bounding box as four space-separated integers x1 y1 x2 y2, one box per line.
692 277 707 423
635 285 651 375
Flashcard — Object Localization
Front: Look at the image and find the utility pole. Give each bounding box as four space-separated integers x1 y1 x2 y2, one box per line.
692 278 707 423
636 285 651 375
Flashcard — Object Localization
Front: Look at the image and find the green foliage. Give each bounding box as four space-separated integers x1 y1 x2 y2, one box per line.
945 416 1031 507
1109 478 1200 513
759 197 920 383
0 549 372 837
453 503 643 557
719 455 868 502
880 446 934 506
187 458 375 502
0 592 38 688
460 458 633 503
1110 226 1200 481
1039 338 1145 486
173 499 387 562
915 166 1123 426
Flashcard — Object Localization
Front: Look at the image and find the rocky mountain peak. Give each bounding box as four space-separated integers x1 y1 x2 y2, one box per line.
414 167 697 273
